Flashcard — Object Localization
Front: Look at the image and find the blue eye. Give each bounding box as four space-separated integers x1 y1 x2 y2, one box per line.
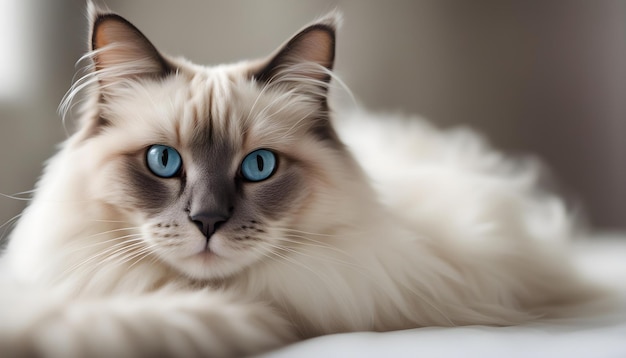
241 149 277 182
146 145 182 178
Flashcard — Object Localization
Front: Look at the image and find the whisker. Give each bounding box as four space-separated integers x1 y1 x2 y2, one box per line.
64 233 143 254
0 212 23 231
265 247 329 282
98 240 147 263
8 188 37 198
90 219 132 224
277 227 366 238
58 237 144 278
84 226 141 239
260 240 357 284
121 245 160 269
250 247 290 274
0 212 23 244
75 241 149 276
78 243 157 278
0 192 34 201
278 235 356 260
266 240 367 275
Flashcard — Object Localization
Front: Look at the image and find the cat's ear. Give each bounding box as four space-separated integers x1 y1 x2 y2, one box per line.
252 12 341 98
89 9 171 85
68 6 173 140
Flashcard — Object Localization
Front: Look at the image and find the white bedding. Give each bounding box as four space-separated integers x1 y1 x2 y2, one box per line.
261 234 626 358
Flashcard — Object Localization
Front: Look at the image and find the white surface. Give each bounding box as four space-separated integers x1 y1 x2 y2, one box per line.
261 234 626 358
264 319 626 358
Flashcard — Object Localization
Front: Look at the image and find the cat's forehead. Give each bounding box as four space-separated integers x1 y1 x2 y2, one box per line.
104 63 320 154
183 64 320 148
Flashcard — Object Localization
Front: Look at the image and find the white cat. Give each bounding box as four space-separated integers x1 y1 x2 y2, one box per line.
0 4 598 357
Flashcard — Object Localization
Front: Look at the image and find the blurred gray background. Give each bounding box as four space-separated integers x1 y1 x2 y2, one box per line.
0 0 624 233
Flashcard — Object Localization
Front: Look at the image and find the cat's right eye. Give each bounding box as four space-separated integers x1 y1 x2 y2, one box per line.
146 145 182 178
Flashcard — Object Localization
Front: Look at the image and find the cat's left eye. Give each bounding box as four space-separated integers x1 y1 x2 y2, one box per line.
241 149 277 182
146 145 182 178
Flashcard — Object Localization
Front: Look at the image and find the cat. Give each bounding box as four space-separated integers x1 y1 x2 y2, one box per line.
0 3 599 357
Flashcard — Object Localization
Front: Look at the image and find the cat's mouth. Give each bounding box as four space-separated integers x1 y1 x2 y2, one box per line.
192 249 218 261
170 236 252 280
186 235 228 263
193 240 222 260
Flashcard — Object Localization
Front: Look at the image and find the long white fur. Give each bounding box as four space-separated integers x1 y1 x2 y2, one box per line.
0 6 599 357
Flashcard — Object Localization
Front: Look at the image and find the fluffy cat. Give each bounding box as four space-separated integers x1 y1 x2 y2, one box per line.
0 4 598 357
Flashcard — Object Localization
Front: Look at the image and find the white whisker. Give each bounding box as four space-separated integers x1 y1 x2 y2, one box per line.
0 212 23 231
64 234 143 254
265 247 329 283
90 219 132 224
278 235 356 259
85 227 141 239
278 227 365 238
0 212 23 243
266 240 368 276
80 241 150 274
0 192 34 201
122 245 160 269
9 188 37 198
58 236 144 278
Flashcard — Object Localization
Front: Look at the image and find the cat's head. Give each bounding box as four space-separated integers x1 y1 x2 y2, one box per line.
65 7 369 281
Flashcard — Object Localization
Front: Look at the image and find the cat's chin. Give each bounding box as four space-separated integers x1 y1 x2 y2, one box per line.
165 237 254 281
166 252 235 280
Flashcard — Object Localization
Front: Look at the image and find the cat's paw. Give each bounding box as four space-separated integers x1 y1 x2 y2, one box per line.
3 291 295 357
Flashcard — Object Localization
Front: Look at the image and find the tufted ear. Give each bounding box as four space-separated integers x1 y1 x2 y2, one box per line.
253 12 341 96
89 9 171 85
65 5 175 140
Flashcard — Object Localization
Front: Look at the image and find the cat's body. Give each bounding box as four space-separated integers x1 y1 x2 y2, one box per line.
0 5 596 357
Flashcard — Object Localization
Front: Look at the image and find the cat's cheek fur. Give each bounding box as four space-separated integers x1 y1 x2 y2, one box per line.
248 171 309 220
88 155 165 213
277 140 375 237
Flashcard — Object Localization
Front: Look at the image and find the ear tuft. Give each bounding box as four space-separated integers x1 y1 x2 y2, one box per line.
89 8 170 82
254 10 342 90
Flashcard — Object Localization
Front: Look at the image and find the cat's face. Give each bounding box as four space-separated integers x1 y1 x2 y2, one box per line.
71 11 358 280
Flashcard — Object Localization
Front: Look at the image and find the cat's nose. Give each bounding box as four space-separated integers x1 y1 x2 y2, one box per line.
190 212 229 239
